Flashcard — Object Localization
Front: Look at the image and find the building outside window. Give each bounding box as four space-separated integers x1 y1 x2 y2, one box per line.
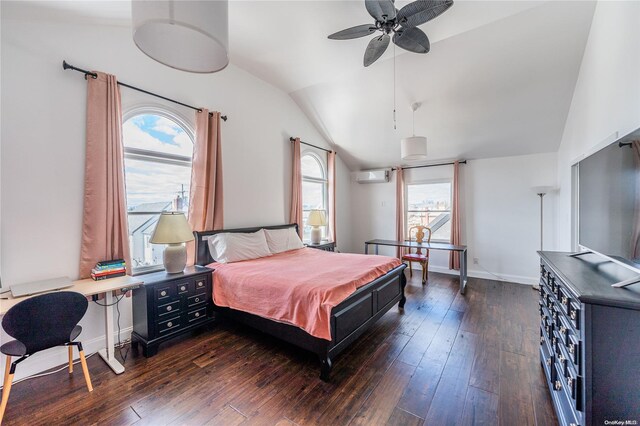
405 180 452 242
122 110 194 271
301 152 328 241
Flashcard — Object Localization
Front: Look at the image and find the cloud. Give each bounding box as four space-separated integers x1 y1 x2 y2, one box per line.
123 115 193 157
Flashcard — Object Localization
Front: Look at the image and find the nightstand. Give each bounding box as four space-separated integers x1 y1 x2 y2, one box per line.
305 241 336 252
131 265 214 357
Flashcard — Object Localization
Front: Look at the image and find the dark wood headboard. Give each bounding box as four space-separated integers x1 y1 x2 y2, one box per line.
193 223 299 266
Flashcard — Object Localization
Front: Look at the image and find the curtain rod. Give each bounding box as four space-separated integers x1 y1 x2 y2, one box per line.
289 137 333 153
391 160 467 171
63 60 228 121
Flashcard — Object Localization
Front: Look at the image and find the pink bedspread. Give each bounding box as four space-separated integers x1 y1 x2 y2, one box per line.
208 248 401 340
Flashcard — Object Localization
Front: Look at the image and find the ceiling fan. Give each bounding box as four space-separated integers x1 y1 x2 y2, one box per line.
328 0 454 67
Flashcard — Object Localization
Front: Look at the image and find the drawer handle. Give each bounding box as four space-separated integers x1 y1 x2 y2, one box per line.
180 286 186 291
554 380 562 391
567 377 573 388
540 336 544 344
195 312 200 318
545 358 551 366
559 354 566 363
166 306 172 312
552 337 557 346
553 312 558 320
167 321 173 327
570 310 577 320
569 343 575 354
195 297 200 303
562 296 568 305
560 326 567 334
197 281 204 287
160 290 167 297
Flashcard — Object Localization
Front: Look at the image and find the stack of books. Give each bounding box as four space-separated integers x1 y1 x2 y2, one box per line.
91 259 126 281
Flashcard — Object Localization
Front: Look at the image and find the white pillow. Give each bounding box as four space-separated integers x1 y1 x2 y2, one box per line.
264 227 305 254
208 229 272 263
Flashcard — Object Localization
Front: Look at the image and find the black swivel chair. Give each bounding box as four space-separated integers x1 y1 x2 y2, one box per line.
0 291 93 423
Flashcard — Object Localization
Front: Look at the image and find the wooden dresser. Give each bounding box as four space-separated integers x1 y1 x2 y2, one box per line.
539 252 640 426
131 265 214 357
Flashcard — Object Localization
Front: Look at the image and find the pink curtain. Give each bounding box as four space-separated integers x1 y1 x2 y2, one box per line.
290 138 303 238
449 160 461 270
328 150 337 244
79 72 131 278
187 110 224 264
631 141 640 258
395 167 405 259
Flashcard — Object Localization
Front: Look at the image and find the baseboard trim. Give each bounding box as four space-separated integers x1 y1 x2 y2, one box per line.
414 264 538 286
1 327 133 382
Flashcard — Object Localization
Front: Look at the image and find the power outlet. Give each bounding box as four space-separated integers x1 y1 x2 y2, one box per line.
473 258 479 265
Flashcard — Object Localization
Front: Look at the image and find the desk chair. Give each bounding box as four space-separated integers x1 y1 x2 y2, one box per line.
0 291 93 423
402 226 432 284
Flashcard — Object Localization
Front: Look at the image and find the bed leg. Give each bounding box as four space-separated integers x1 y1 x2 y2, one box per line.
320 356 333 382
399 272 407 309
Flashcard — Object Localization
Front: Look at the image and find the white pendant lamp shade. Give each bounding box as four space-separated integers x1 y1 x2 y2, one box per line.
401 136 428 161
132 0 229 73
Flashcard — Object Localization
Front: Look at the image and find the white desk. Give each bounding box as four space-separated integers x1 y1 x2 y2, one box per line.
0 275 143 374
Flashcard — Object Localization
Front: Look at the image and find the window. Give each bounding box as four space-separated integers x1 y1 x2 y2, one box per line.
406 181 452 242
122 111 194 271
301 152 328 241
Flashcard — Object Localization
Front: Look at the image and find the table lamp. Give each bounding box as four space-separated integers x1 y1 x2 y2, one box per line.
150 212 194 274
307 210 327 244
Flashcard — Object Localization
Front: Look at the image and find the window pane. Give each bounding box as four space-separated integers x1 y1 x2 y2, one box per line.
406 182 452 241
302 180 326 241
123 114 193 157
123 113 193 269
301 154 324 179
407 182 451 211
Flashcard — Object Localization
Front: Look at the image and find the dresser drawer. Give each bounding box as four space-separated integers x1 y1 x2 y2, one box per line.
155 285 174 301
188 292 207 307
176 281 193 295
158 315 181 334
188 306 207 323
195 277 207 291
157 300 181 317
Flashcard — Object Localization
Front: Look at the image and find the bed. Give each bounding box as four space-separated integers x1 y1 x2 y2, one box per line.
194 224 407 381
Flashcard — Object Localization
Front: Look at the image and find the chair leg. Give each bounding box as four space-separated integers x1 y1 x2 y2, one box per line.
68 346 74 374
0 356 14 424
408 261 413 277
424 260 429 282
78 349 93 392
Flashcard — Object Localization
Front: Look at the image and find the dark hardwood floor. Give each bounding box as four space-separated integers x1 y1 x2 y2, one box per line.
3 272 557 425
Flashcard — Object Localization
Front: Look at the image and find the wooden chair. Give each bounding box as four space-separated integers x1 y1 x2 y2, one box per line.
0 291 93 423
402 225 431 284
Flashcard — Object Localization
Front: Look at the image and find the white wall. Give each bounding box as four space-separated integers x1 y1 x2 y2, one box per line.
555 1 640 250
350 152 558 285
0 10 351 378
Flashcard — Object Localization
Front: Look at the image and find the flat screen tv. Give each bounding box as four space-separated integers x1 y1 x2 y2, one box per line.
577 127 640 287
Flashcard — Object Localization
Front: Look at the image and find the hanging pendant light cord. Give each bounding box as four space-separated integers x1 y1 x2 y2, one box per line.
393 43 397 130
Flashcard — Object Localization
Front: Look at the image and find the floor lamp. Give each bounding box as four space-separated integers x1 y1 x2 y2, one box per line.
531 186 557 289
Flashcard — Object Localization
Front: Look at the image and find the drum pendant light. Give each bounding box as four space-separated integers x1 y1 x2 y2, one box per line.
401 103 427 161
132 0 229 73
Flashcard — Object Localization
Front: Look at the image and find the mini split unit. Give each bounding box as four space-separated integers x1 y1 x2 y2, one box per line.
353 169 390 183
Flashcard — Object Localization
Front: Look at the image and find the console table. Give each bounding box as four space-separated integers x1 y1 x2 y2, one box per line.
539 251 640 425
364 239 468 294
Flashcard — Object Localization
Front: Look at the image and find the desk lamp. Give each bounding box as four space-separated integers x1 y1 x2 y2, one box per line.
150 212 194 273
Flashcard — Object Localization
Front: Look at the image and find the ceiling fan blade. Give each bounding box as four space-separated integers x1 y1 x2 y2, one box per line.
365 0 397 22
328 24 378 40
393 27 430 54
397 0 453 28
364 34 390 67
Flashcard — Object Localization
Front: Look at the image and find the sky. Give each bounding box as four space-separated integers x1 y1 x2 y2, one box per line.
123 114 193 209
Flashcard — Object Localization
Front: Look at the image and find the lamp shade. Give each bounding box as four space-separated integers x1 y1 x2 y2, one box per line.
307 210 327 226
150 212 194 244
401 136 427 161
132 0 229 73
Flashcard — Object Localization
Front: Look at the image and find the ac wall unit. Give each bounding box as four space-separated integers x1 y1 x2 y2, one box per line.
354 169 390 184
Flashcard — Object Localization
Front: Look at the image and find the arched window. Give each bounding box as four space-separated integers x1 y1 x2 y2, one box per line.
122 110 194 270
301 152 328 241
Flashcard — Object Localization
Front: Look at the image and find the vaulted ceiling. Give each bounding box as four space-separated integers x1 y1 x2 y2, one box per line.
6 1 597 169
